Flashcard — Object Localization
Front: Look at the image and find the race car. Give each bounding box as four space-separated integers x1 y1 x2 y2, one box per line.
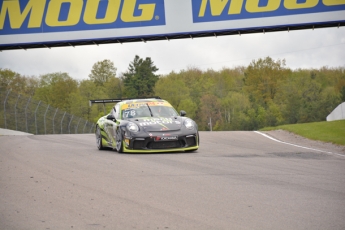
90 97 199 153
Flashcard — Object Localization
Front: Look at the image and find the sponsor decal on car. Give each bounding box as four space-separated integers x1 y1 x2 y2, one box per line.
139 117 173 126
154 136 178 141
122 101 172 110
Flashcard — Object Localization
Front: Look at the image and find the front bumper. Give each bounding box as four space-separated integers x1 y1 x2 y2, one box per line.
123 131 199 153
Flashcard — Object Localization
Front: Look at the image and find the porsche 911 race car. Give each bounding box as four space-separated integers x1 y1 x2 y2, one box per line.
90 97 199 153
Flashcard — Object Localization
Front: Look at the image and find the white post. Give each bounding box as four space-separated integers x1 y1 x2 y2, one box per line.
209 117 212 131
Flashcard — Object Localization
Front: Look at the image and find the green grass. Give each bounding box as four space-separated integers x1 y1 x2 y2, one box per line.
260 120 345 146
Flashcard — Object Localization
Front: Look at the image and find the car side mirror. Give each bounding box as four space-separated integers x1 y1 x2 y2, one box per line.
106 114 116 121
180 110 187 117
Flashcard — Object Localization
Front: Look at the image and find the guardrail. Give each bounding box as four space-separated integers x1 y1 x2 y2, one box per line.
0 89 94 135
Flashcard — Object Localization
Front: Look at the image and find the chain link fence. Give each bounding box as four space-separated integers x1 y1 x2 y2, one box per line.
0 89 95 135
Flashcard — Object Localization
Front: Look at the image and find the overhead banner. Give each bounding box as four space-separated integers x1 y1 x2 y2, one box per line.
0 0 344 50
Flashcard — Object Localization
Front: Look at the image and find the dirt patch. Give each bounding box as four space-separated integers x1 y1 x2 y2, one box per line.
262 129 345 155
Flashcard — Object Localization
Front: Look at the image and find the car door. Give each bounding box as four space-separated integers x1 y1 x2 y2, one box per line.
103 105 119 147
110 104 121 148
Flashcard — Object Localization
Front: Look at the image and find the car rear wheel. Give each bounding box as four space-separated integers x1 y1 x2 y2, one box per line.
96 126 105 150
116 129 124 153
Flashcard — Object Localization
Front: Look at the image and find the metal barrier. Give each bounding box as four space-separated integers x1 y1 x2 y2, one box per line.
0 89 94 135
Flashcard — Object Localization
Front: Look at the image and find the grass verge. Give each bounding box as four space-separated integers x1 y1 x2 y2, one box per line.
260 120 345 146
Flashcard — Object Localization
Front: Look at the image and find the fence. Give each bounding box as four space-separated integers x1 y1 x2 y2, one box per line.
0 89 95 135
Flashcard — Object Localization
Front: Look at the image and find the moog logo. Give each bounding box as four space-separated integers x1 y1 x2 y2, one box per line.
0 0 166 35
192 0 345 23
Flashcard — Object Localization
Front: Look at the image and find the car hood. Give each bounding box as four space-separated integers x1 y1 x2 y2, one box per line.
133 117 183 132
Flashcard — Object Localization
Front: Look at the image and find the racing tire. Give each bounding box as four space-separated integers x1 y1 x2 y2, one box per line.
96 125 105 150
116 129 124 153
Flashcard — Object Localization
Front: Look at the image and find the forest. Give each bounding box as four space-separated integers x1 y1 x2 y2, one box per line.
1 55 344 131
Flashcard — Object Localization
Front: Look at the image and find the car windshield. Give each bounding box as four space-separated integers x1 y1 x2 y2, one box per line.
148 105 178 117
121 102 178 119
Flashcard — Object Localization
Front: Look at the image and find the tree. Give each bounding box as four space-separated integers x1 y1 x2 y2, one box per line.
34 72 78 111
89 59 117 86
336 78 345 102
178 99 197 119
318 86 341 119
199 94 222 131
122 55 159 97
154 73 189 109
341 86 345 102
206 67 244 98
0 68 39 96
220 91 250 130
179 68 205 106
274 69 338 124
0 68 18 91
265 101 284 127
69 79 108 121
244 57 290 107
104 75 123 99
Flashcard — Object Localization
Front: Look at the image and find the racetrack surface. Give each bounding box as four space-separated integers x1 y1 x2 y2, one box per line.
1 131 345 230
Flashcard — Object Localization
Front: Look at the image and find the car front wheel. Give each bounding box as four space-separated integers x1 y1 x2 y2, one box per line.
116 128 124 153
96 126 105 150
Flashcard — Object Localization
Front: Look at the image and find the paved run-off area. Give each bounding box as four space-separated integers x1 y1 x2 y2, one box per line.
1 131 344 230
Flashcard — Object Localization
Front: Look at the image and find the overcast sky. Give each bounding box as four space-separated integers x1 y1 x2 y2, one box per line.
0 26 344 81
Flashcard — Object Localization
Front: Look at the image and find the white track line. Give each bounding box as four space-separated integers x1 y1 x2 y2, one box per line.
254 131 345 157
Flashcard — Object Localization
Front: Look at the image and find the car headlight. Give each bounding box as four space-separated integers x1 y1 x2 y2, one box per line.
127 122 139 132
183 119 194 130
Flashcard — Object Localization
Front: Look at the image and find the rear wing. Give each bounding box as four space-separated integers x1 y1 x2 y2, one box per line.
89 99 121 107
89 97 162 106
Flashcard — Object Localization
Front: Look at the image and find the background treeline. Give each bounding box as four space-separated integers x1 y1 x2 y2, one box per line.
1 56 344 131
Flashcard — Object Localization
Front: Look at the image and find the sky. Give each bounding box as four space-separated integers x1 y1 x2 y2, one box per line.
0 26 344 81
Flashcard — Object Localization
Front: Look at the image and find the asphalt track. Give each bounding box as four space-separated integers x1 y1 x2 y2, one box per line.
1 131 345 230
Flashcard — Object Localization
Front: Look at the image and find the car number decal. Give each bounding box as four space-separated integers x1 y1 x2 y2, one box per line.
123 109 136 118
